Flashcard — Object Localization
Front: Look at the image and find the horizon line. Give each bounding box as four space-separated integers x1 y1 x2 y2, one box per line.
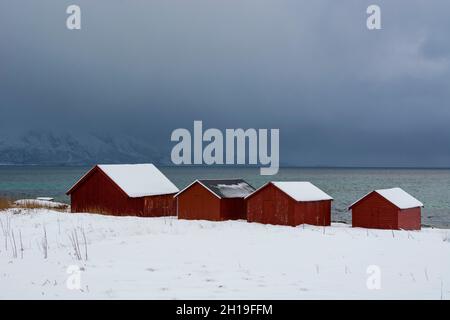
1 164 450 170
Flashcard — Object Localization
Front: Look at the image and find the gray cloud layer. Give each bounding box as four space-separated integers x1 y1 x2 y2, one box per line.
1 0 450 166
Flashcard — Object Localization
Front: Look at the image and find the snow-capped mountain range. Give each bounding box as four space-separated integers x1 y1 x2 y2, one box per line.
0 130 169 165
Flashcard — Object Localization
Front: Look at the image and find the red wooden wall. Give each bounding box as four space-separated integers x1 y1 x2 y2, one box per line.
177 182 221 220
351 192 421 230
176 182 247 221
69 167 176 217
142 194 177 217
397 207 421 230
297 201 331 226
246 183 331 227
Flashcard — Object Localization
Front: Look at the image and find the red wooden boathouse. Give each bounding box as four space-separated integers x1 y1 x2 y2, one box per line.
66 164 179 217
174 179 255 221
349 187 423 230
245 181 333 226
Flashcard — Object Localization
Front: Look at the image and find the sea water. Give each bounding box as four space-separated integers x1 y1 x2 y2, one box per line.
0 166 449 228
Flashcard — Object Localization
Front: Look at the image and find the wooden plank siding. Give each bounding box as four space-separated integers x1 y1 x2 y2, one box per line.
177 182 222 221
397 207 421 230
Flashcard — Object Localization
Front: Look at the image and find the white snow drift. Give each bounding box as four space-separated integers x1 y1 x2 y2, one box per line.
0 209 448 299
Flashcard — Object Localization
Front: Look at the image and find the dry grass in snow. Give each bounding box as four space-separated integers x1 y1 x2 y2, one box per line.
0 209 449 300
0 197 13 211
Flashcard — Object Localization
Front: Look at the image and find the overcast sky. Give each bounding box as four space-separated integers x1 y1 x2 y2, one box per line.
1 0 450 166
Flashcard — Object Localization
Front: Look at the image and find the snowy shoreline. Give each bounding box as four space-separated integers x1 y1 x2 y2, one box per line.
0 209 449 299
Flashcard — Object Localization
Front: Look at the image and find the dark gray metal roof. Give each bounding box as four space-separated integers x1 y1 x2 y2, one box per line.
197 179 255 198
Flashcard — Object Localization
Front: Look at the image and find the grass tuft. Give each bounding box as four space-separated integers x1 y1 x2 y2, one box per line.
0 198 13 211
1 198 69 212
16 201 68 211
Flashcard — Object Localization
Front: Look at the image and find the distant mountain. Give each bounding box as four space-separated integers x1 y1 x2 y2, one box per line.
0 130 170 165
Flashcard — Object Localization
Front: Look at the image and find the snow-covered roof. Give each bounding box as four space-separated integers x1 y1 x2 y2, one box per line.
349 187 423 210
272 181 333 201
67 164 179 198
174 179 255 199
246 181 333 202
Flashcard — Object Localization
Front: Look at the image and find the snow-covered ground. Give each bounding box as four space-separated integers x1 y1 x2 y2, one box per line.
0 209 449 299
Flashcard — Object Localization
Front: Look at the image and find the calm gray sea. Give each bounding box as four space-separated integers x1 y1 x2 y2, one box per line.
0 166 449 228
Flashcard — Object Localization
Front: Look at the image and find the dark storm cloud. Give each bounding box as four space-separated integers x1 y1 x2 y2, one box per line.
1 0 450 166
